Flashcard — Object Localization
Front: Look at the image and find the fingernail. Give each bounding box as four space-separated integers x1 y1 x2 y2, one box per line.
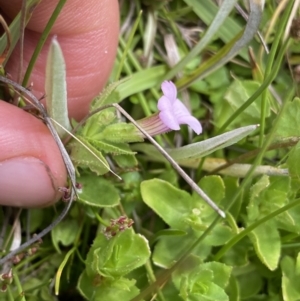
0 157 57 207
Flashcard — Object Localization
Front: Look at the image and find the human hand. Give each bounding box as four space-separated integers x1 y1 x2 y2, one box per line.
0 0 119 207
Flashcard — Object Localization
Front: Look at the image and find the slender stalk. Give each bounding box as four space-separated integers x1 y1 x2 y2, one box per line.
55 246 77 295
209 137 300 174
259 0 294 146
22 0 67 87
119 37 160 115
145 260 166 301
115 10 143 81
7 285 15 301
94 211 110 227
12 268 26 301
17 0 26 84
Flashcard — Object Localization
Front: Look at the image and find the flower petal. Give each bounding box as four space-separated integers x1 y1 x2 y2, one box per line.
178 115 202 135
161 81 177 102
172 99 191 117
157 81 202 135
157 95 172 111
159 111 180 130
171 99 202 134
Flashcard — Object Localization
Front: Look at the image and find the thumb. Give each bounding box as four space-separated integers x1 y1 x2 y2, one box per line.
0 101 67 207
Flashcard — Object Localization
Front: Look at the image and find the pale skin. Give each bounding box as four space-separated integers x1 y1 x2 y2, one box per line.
0 0 120 207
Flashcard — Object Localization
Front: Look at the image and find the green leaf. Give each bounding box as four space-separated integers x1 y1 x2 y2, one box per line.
191 176 225 221
141 178 194 230
77 174 120 208
45 37 71 138
26 209 45 232
247 175 290 223
141 177 227 254
203 224 234 246
143 10 157 66
222 178 242 218
247 175 270 222
173 256 231 301
168 125 258 160
248 220 281 270
236 269 263 299
94 122 143 143
77 271 139 301
141 177 226 233
115 65 167 101
70 136 110 175
281 253 300 301
77 270 95 300
93 278 139 301
133 125 257 168
83 108 116 138
282 205 300 234
222 238 249 267
86 229 150 279
274 97 300 139
226 275 239 301
223 80 270 127
112 153 138 169
87 138 136 156
153 233 212 268
149 229 187 246
198 262 232 288
161 281 184 301
183 281 229 301
246 176 295 270
91 78 128 110
51 219 79 253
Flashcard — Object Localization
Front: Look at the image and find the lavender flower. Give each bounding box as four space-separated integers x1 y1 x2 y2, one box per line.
157 81 202 135
135 81 202 138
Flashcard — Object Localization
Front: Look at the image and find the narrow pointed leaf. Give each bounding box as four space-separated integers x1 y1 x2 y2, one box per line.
169 125 258 160
166 0 238 79
177 0 263 87
115 65 167 100
45 37 71 138
205 0 263 75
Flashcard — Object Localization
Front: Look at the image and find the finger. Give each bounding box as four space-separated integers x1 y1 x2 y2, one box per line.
1 0 119 120
0 101 67 207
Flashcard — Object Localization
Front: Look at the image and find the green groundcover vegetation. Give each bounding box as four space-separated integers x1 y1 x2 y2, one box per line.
1 1 300 300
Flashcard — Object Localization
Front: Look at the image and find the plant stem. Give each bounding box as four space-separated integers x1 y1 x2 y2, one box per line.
22 0 68 87
259 0 294 146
